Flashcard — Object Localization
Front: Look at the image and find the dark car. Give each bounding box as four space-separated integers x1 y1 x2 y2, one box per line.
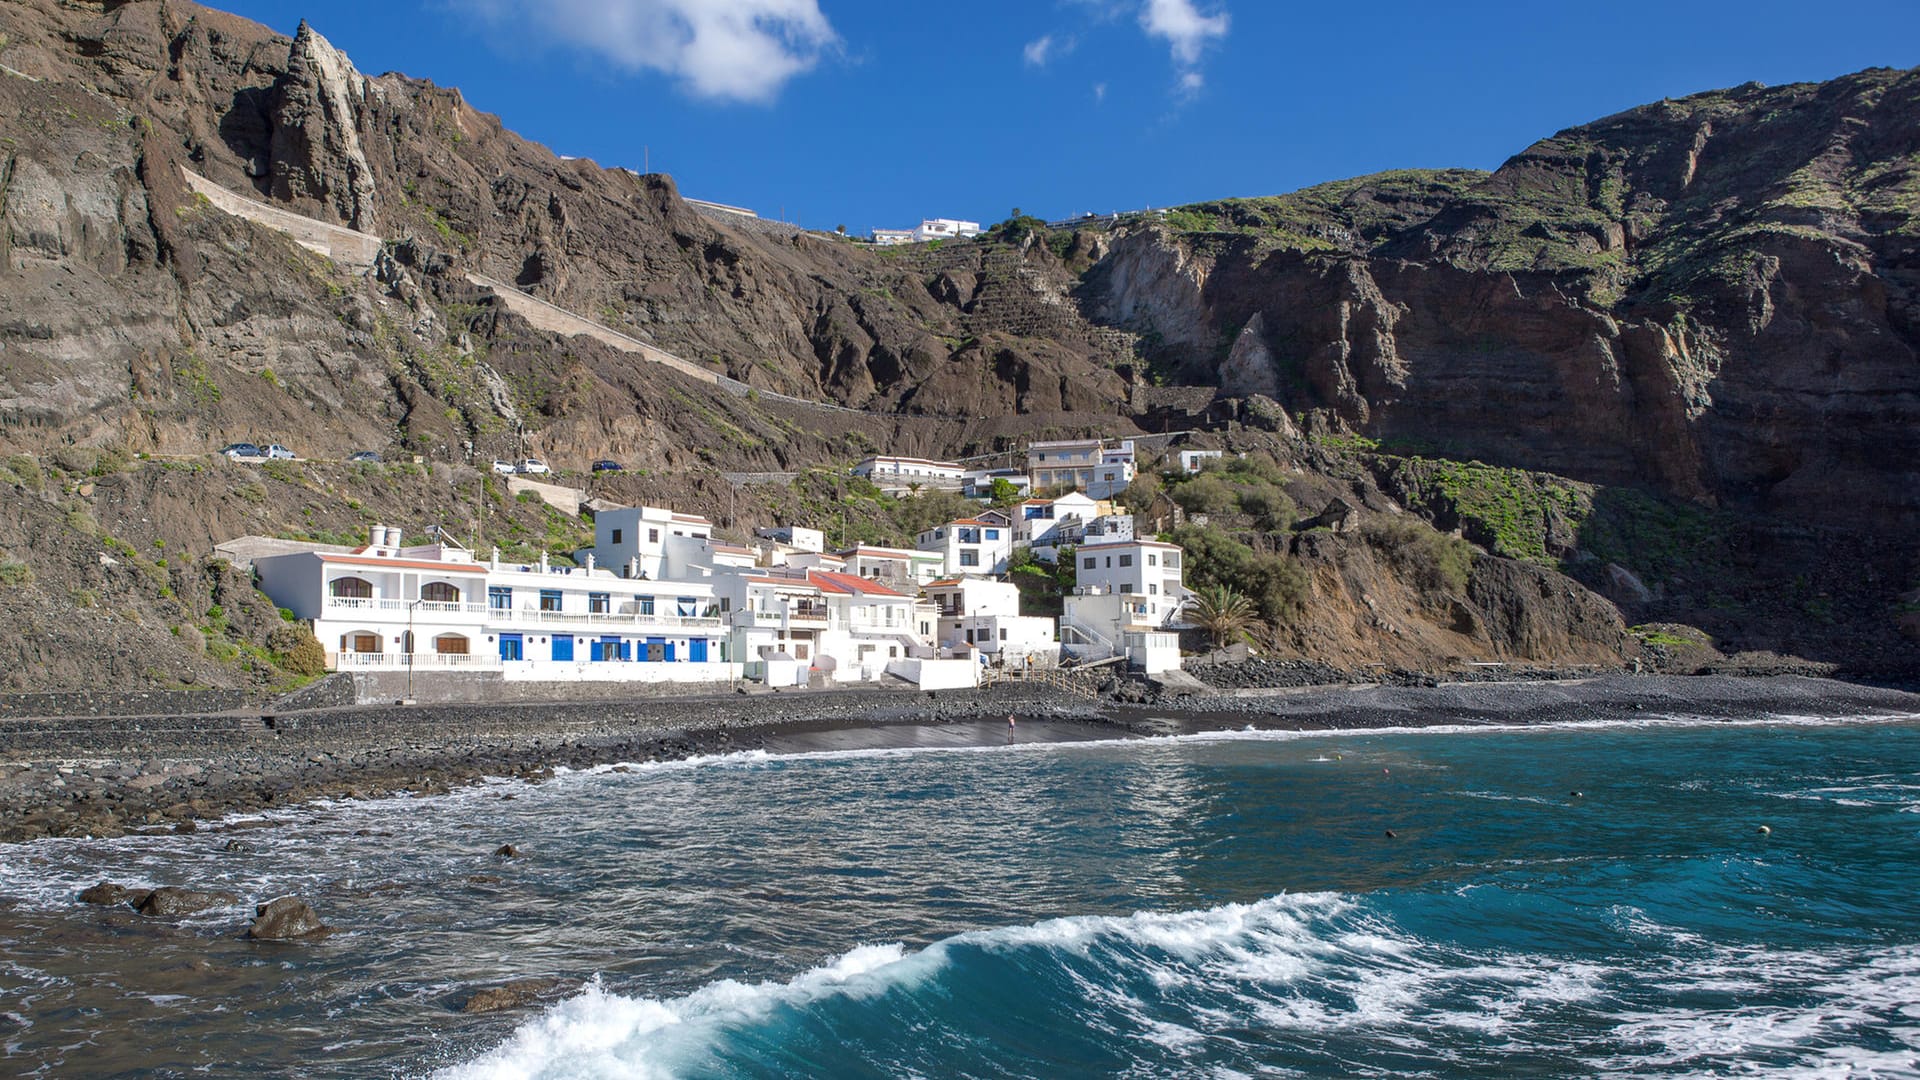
219 442 263 459
348 450 383 463
591 459 623 473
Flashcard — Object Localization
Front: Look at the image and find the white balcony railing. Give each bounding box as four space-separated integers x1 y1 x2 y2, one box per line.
489 609 725 630
329 651 500 670
325 598 491 615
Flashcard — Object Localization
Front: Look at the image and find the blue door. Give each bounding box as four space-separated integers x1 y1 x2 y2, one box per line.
498 634 523 661
689 638 708 663
552 634 573 662
599 636 622 662
646 636 667 662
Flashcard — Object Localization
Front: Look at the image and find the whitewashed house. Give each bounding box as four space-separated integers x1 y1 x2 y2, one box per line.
916 515 1013 576
1179 449 1225 473
592 505 716 580
810 570 929 680
1014 493 1101 559
1060 537 1189 673
925 577 1057 666
914 218 981 242
836 545 945 587
852 455 966 495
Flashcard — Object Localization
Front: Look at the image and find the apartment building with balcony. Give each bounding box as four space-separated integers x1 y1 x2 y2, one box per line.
1060 538 1188 673
834 545 946 587
253 526 738 683
1027 438 1136 499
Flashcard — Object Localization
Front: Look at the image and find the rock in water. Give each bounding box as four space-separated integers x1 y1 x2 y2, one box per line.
135 887 239 917
78 882 138 906
248 897 331 940
495 844 520 858
460 978 565 1014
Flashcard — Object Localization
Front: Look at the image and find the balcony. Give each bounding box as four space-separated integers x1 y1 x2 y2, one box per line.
733 605 829 629
328 651 501 670
489 609 724 630
325 598 492 616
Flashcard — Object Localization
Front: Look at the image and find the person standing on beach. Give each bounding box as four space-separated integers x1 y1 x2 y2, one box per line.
1007 713 1016 742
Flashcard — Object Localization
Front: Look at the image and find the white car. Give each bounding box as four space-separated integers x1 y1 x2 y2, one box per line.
490 460 517 475
516 459 551 475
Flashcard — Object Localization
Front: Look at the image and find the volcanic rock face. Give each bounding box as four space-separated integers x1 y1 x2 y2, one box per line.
1081 73 1920 530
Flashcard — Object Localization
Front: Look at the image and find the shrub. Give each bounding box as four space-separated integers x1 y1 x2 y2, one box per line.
0 556 30 587
268 623 328 677
1363 515 1476 596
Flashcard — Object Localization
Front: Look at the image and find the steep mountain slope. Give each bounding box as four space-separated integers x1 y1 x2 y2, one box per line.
1085 71 1920 530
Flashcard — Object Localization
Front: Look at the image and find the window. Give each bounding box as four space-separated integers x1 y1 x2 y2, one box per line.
985 528 999 540
611 529 623 544
1166 554 1182 569
539 589 562 612
1119 554 1133 568
1083 556 1095 570
965 629 975 644
434 634 470 655
890 646 899 658
1105 556 1113 568
488 586 512 610
589 592 610 614
677 597 697 617
795 643 810 660
637 596 655 615
330 577 372 599
1120 584 1134 594
422 581 460 603
960 551 980 567
1149 584 1159 595
999 628 1008 641
648 528 660 543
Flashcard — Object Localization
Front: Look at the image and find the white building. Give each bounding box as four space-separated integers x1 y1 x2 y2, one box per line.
915 514 1013 577
591 505 716 580
915 219 981 242
254 526 740 684
1027 438 1136 499
962 467 1031 500
925 576 1060 667
1178 449 1225 473
836 545 946 587
852 455 966 495
1060 537 1189 673
870 219 982 246
1014 493 1101 557
757 525 825 553
812 570 930 681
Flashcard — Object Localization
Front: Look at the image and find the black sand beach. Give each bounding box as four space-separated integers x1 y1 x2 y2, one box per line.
3 674 1917 845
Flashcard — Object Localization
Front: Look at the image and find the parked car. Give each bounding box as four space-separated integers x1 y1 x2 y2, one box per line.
591 459 623 473
262 443 296 460
516 459 551 475
347 450 382 463
490 459 517 475
219 442 263 459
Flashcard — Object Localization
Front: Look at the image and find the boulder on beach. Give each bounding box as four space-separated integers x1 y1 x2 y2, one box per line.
135 886 239 917
248 896 331 940
460 977 567 1014
78 881 138 906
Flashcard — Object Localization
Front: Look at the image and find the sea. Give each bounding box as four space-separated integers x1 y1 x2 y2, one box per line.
2 710 1918 1078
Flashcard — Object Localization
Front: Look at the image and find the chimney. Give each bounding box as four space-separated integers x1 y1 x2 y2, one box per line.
539 552 550 573
387 527 402 550
585 552 596 572
370 525 389 550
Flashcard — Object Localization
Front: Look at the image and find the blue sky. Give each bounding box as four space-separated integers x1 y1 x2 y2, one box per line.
217 1 1920 235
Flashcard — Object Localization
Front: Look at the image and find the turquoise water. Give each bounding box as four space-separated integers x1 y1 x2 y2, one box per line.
2 713 1918 1077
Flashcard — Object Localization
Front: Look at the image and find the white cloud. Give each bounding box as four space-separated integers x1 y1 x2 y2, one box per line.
463 0 838 104
1024 34 1057 66
1093 81 1107 102
1139 0 1228 72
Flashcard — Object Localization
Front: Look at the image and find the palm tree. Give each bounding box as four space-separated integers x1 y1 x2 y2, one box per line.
1189 584 1258 649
